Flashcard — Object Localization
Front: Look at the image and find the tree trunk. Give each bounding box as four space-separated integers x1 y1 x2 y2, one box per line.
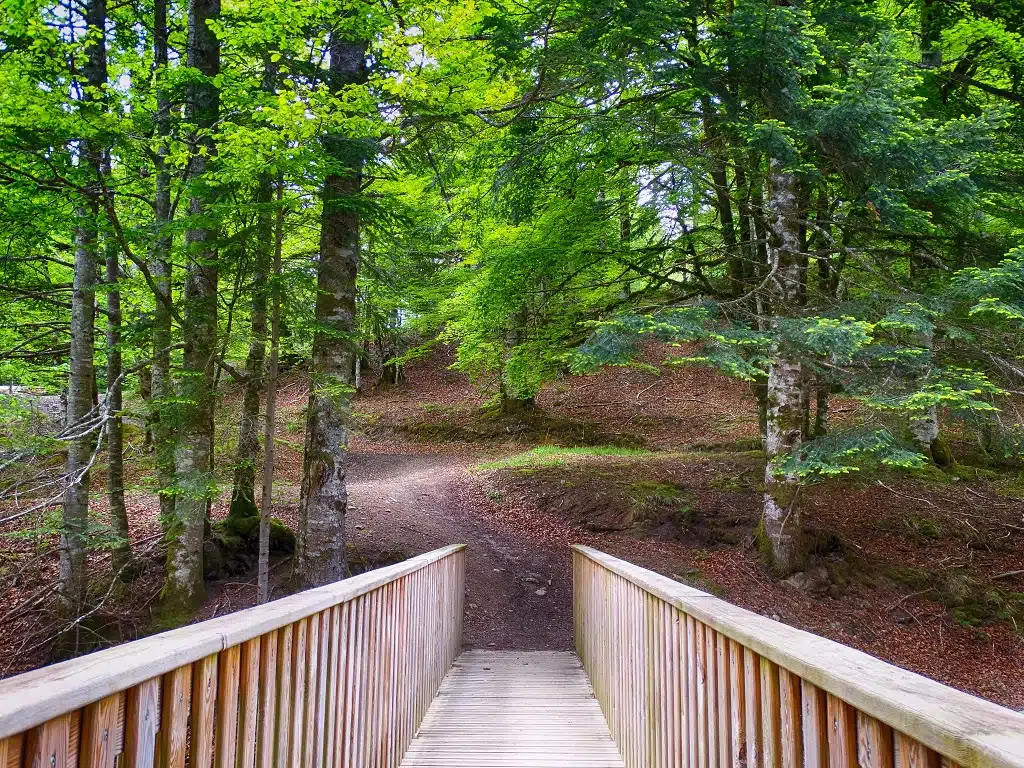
760 160 806 576
258 176 285 604
59 0 107 625
105 226 132 575
909 328 952 466
139 364 153 451
229 169 273 520
150 0 175 529
294 35 368 589
163 0 220 612
700 100 740 295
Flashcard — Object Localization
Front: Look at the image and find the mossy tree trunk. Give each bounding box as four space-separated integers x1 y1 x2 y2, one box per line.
294 35 367 589
163 0 220 613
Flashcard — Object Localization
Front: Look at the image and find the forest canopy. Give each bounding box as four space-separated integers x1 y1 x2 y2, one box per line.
1 0 1022 651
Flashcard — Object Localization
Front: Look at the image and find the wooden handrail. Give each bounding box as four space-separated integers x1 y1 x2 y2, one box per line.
573 544 1024 768
0 544 466 767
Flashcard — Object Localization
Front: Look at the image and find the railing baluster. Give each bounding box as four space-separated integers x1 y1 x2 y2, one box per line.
827 693 857 768
256 630 277 768
191 654 218 768
214 645 241 768
81 693 121 768
159 664 191 768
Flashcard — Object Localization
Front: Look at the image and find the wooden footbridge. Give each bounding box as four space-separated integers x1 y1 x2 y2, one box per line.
1 545 1022 768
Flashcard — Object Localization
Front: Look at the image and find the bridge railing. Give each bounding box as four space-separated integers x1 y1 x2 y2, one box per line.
0 544 465 768
573 545 1024 768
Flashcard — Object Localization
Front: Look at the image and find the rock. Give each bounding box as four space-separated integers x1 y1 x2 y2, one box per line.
355 524 365 531
783 566 830 596
524 576 539 584
534 588 547 596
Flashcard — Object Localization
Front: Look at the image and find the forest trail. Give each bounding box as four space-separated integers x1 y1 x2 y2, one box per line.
346 450 573 650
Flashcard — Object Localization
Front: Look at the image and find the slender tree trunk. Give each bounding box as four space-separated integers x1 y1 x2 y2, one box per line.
163 0 220 611
294 35 368 589
760 160 806 576
258 177 285 604
59 0 107 625
105 225 132 575
150 0 175 529
139 364 153 451
700 100 739 295
229 173 273 519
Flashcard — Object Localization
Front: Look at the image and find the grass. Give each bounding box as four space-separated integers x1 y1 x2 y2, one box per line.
476 445 658 470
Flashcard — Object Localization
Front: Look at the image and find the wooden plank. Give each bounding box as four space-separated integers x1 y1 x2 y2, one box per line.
303 612 322 768
744 648 762 768
158 665 191 768
0 735 23 768
801 680 829 768
24 714 76 768
123 679 159 768
729 640 746 768
312 610 330 768
686 615 698 768
760 657 782 768
0 546 467 741
399 651 624 768
895 732 940 768
572 546 1024 768
191 654 219 768
827 694 858 768
716 632 731 768
214 645 242 768
858 712 895 768
289 619 307 767
237 638 261 768
81 693 122 768
778 669 801 768
274 623 294 768
704 624 717 768
256 631 278 768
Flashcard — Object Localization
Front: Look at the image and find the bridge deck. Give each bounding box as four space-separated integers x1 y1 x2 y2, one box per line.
399 651 625 767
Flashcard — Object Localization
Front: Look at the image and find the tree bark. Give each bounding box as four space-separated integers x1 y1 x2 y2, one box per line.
909 327 952 466
294 35 368 589
229 171 273 520
259 177 285 604
59 0 106 624
163 0 220 612
760 160 806 576
105 226 132 575
150 0 175 529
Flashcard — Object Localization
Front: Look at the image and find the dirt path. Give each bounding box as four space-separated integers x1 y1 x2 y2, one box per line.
346 450 573 650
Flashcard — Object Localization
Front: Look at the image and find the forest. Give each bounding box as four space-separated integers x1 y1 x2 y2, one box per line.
0 0 1023 697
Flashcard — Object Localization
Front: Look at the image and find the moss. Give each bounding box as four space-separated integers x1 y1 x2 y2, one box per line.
674 567 726 597
753 517 779 572
477 445 657 471
886 566 1024 629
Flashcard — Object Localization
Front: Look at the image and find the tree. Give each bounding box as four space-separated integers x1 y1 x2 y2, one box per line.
59 0 107 622
163 0 221 611
294 29 369 588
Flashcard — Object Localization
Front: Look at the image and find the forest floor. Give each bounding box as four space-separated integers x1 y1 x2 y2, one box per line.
1 344 1023 709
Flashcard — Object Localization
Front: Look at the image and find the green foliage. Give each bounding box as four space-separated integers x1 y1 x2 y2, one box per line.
773 428 926 479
